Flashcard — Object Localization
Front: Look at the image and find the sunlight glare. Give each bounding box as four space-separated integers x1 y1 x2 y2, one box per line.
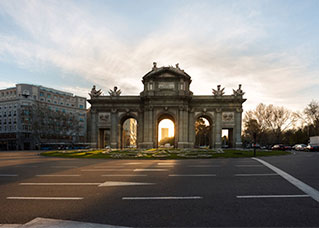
158 119 174 141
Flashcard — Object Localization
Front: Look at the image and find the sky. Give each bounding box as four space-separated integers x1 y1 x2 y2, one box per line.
0 0 318 112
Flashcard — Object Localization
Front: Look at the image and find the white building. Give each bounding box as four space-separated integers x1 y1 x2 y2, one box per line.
0 84 87 150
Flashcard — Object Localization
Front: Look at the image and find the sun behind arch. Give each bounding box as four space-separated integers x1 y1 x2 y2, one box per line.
158 119 174 142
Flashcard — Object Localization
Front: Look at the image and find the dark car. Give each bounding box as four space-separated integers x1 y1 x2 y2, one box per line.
306 144 319 152
284 145 292 150
271 144 285 150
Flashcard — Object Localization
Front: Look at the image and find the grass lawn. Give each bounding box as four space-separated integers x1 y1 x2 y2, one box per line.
40 148 291 159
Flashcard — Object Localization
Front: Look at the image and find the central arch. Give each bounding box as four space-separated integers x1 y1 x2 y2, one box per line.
120 115 138 149
155 113 176 148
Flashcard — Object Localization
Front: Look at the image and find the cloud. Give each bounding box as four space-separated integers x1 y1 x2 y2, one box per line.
0 81 15 89
0 0 318 112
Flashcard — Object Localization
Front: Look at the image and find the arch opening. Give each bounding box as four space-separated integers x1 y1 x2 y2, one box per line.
121 118 137 149
157 117 175 148
195 116 212 148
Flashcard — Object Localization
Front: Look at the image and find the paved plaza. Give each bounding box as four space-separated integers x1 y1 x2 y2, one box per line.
0 151 318 227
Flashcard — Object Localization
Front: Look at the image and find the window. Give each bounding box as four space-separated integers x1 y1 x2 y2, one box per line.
40 92 44 96
47 94 51 98
79 105 83 109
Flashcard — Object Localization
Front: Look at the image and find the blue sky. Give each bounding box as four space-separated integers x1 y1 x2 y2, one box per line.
0 0 318 111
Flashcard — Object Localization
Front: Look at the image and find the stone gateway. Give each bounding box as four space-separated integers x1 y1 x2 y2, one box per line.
88 63 246 149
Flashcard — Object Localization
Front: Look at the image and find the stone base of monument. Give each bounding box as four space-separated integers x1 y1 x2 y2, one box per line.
139 142 154 149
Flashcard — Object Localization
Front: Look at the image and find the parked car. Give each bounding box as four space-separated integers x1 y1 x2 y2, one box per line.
271 144 285 150
293 144 307 151
251 143 261 149
284 145 292 150
306 144 319 152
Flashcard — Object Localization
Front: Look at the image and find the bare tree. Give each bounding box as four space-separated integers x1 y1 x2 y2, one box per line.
243 103 298 144
304 100 319 136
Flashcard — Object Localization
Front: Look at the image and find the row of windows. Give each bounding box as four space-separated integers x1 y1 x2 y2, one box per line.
39 92 78 102
0 111 17 117
0 119 17 124
0 105 18 110
0 91 16 97
0 125 17 132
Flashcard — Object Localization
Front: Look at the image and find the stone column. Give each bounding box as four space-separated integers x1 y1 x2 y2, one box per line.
149 107 154 146
137 111 143 148
140 108 153 148
110 110 118 148
117 123 121 149
215 108 222 148
188 110 195 148
177 106 188 148
91 109 98 148
235 108 243 148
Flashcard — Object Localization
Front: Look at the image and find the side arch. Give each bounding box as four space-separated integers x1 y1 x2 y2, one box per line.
119 113 139 149
194 113 214 148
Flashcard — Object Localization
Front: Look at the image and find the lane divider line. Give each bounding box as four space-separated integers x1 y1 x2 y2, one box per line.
252 157 319 203
134 169 169 172
101 174 147 177
20 183 100 186
122 196 202 200
237 195 309 199
235 173 278 176
81 169 133 172
7 197 83 200
169 174 216 177
0 174 18 177
36 175 81 177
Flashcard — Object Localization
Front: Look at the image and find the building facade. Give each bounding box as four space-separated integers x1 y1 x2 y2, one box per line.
88 63 246 149
0 84 87 150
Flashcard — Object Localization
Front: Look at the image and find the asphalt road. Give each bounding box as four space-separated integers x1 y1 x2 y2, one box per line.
0 151 318 227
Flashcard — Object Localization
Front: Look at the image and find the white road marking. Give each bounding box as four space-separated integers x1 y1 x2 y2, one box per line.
101 174 147 177
188 165 220 168
0 174 18 177
236 165 263 167
235 173 278 176
253 157 319 203
7 197 83 200
237 195 310 199
122 196 202 200
36 175 81 177
125 162 142 165
81 169 132 172
98 181 155 187
169 174 216 177
134 169 169 172
158 163 175 165
20 183 100 186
